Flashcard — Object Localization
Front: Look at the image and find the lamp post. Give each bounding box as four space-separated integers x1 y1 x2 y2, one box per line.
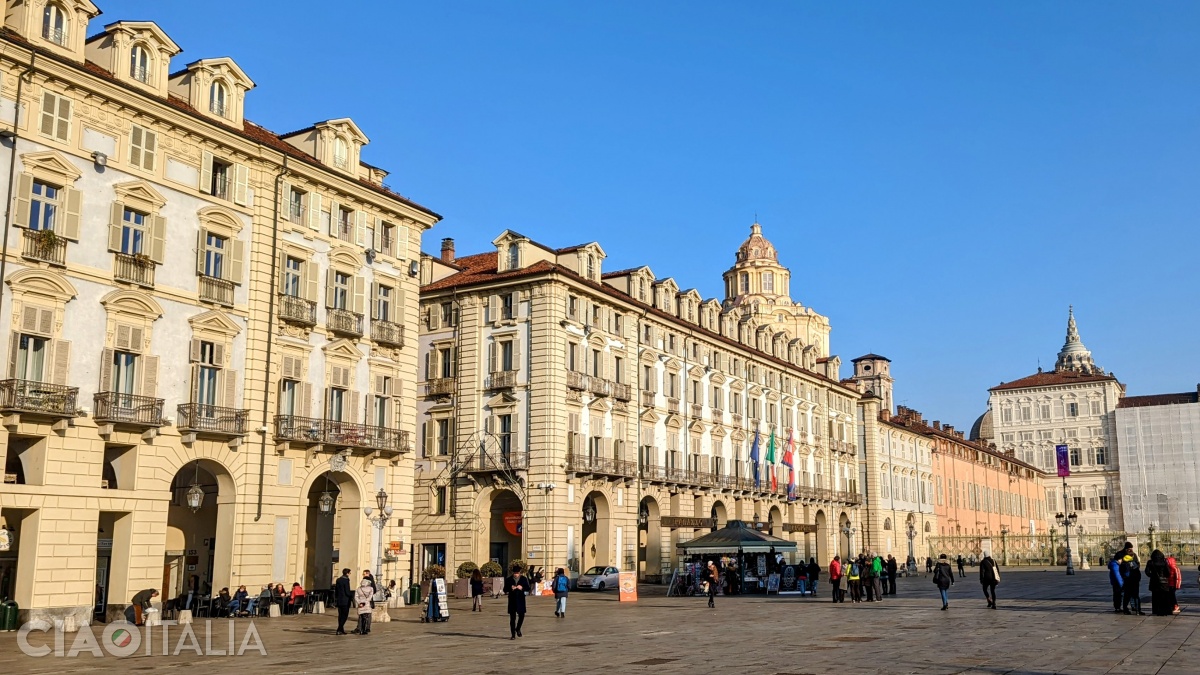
1055 511 1078 575
363 489 393 580
841 525 857 557
1148 523 1157 553
906 522 917 564
999 526 1009 567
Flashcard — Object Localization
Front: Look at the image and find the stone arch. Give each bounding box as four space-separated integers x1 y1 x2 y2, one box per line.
883 517 892 531
814 509 828 563
711 500 728 530
581 490 612 571
164 456 237 598
638 496 662 582
474 487 524 572
100 288 164 319
768 505 783 537
5 268 78 301
296 461 365 588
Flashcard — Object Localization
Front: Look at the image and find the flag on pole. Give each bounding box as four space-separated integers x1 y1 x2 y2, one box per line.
750 431 761 488
782 428 795 500
767 429 777 491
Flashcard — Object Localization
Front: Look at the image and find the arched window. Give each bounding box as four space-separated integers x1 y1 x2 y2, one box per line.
130 44 151 83
883 518 892 531
763 271 774 293
209 81 229 117
43 3 69 46
333 136 350 169
507 243 520 270
586 254 595 279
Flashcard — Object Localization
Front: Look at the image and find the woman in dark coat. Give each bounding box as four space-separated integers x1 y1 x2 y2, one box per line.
1145 549 1173 616
503 563 531 639
933 554 955 610
978 554 1000 609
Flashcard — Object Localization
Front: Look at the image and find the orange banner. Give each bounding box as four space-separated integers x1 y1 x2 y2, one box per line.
619 572 637 602
503 511 523 537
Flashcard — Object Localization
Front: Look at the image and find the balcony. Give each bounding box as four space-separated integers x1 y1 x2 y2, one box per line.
566 371 588 390
274 414 410 456
199 275 235 306
287 205 306 225
327 308 364 337
93 392 163 428
640 463 666 482
486 370 517 390
666 397 681 415
113 252 155 288
278 294 317 326
21 229 66 266
566 452 635 479
424 377 456 397
464 450 528 473
0 380 77 418
690 403 704 418
274 414 324 443
612 382 632 402
371 319 404 348
731 413 743 427
640 389 655 408
588 377 611 397
43 26 66 47
177 403 247 437
711 408 723 422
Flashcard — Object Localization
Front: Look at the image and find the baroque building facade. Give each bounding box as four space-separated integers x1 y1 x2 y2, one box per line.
413 225 862 583
976 308 1124 533
0 1 438 625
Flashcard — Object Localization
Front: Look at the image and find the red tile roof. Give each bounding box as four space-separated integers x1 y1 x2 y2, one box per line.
989 370 1117 392
1117 392 1199 409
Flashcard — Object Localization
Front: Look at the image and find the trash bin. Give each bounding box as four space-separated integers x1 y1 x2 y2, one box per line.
0 599 19 632
408 584 421 606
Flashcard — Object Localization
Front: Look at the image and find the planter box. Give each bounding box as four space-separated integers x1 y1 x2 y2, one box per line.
491 577 506 597
453 578 470 599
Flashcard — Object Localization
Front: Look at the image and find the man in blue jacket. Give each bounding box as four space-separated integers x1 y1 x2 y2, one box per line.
1108 554 1123 613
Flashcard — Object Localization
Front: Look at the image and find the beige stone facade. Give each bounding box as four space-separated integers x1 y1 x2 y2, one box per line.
0 2 438 625
412 226 862 584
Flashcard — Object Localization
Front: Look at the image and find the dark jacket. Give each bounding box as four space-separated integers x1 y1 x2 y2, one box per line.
1145 558 1170 592
131 589 157 608
886 558 898 576
807 562 820 581
504 574 530 614
979 556 999 585
334 575 354 608
934 562 954 590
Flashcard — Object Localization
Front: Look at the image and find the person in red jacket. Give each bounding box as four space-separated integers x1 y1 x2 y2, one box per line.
1166 555 1182 615
829 555 844 603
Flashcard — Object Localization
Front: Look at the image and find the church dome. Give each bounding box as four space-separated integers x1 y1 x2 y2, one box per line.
969 408 993 442
735 223 778 263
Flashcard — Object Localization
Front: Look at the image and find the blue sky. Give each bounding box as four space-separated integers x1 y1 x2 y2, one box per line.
104 1 1199 428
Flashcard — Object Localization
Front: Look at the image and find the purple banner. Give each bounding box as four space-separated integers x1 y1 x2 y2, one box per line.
1055 444 1071 477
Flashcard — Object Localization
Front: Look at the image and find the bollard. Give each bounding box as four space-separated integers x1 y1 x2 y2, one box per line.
177 609 193 625
1 600 19 631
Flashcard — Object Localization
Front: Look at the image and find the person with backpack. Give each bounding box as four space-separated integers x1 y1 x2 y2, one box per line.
979 554 1000 609
829 555 844 603
552 568 570 618
1120 554 1144 615
1108 554 1124 613
859 555 872 602
933 554 954 610
871 555 885 602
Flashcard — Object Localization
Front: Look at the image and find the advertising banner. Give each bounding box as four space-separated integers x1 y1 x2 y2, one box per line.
1055 444 1070 477
619 572 638 602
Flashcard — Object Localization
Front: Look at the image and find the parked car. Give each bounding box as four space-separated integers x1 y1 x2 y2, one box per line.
576 566 620 591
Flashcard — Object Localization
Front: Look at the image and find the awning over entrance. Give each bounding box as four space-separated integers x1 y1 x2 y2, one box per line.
677 520 798 555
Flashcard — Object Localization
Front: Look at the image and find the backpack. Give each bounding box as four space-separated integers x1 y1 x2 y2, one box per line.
554 575 570 593
933 565 948 585
849 562 861 577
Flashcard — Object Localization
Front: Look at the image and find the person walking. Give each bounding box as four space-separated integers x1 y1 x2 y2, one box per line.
926 557 934 574
829 555 843 603
1120 554 1144 615
806 558 821 597
552 568 570 617
354 578 375 635
933 554 954 610
886 555 899 596
956 555 966 579
979 554 1000 609
334 568 353 635
1146 550 1173 616
871 555 885 602
471 569 486 612
504 563 531 639
1108 554 1125 613
705 561 719 609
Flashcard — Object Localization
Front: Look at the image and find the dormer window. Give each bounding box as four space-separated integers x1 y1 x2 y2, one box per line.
507 243 520 270
333 137 350 170
130 44 151 84
209 81 229 117
43 3 69 47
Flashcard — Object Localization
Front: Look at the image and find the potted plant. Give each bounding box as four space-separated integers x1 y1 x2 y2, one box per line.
453 561 477 598
132 252 154 267
33 228 59 248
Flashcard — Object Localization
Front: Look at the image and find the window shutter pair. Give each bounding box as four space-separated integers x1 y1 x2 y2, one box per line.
22 305 54 336
281 354 303 379
40 92 71 142
13 177 80 239
114 324 144 352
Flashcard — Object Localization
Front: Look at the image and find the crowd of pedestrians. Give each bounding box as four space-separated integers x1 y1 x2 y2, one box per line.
1109 541 1183 616
827 553 904 603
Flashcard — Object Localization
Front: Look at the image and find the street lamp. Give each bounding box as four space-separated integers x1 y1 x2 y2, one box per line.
583 499 597 523
1055 511 1078 575
999 525 1009 567
364 488 394 580
318 474 335 516
185 461 204 513
1148 522 1157 552
906 521 917 563
841 525 857 557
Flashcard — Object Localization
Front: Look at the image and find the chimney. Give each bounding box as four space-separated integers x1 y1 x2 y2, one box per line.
933 421 941 431
440 238 455 263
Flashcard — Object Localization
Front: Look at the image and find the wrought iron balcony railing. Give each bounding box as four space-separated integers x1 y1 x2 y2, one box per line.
464 450 528 473
424 378 456 397
327 307 363 337
486 370 517 389
565 452 635 478
113 252 155 287
93 392 163 427
22 229 66 266
611 382 632 402
278 294 317 325
370 319 404 347
199 275 235 306
177 403 248 436
274 414 408 454
0 379 77 417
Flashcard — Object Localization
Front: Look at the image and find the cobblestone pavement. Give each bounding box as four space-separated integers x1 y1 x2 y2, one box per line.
1 569 1198 674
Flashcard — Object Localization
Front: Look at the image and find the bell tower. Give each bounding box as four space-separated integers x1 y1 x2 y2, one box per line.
851 354 894 414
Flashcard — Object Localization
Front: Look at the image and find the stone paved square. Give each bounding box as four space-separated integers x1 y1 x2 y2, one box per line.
1 570 1197 674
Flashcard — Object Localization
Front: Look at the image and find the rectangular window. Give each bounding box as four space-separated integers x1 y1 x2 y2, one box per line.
336 207 354 242
210 159 231 200
203 232 226 279
438 347 453 378
39 91 72 142
373 379 390 428
380 222 396 256
436 418 450 455
1099 494 1110 510
327 387 345 422
16 334 47 381
499 341 514 371
112 351 138 395
331 271 350 309
375 284 392 321
120 208 147 255
642 364 652 391
29 180 60 231
1090 400 1102 415
592 349 602 377
502 292 515 320
613 313 622 334
1073 495 1085 511
1069 447 1081 466
434 486 447 515
440 302 455 327
196 341 219 406
279 379 297 416
283 257 302 297
1095 446 1108 465
129 125 157 171
498 414 513 456
613 356 623 384
1067 402 1078 417
1040 404 1051 419
288 188 306 224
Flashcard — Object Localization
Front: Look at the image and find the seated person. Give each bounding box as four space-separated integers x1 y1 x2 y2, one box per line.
287 582 306 614
256 585 274 615
230 585 250 616
214 587 232 617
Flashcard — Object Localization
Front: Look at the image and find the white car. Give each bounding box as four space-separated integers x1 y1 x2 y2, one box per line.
576 566 620 591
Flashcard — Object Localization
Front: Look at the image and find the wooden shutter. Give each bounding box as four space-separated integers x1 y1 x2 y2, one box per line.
428 305 441 330
129 126 143 168
189 363 201 405
99 348 114 390
299 382 312 417
143 129 157 172
140 355 159 398
352 276 365 314
55 96 71 142
12 173 32 228
39 92 56 137
189 339 203 362
196 229 208 274
115 324 133 350
423 421 434 458
424 351 432 380
307 193 321 231
324 268 335 308
488 295 499 323
108 202 124 251
200 151 213 194
394 223 409 259
369 283 378 320
212 342 225 367
372 218 383 252
222 370 238 408
61 186 81 240
233 163 249 205
229 237 245 284
149 215 166 263
512 337 521 372
510 292 519 319
280 181 292 214
487 341 497 374
355 211 367 246
327 200 340 235
304 260 319 302
7 334 19 378
348 391 360 424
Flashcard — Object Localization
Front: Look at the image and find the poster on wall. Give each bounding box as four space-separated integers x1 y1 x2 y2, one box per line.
504 512 523 536
756 555 767 577
619 572 638 602
766 573 781 593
